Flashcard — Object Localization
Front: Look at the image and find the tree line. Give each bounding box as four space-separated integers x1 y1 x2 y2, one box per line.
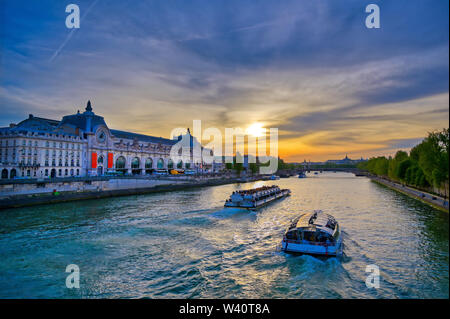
357 128 449 197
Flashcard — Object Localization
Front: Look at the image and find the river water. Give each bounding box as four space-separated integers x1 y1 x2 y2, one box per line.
0 172 448 298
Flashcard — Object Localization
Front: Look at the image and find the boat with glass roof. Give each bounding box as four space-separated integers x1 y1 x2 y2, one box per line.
281 210 343 256
224 185 290 209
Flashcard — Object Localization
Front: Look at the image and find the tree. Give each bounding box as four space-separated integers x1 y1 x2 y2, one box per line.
396 158 412 181
417 129 449 195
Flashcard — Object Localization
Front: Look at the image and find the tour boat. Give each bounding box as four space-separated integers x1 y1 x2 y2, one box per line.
298 172 306 178
281 210 343 256
270 175 280 180
224 185 290 209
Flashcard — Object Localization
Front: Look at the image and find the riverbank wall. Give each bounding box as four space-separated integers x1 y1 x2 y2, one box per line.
0 175 266 210
370 176 449 213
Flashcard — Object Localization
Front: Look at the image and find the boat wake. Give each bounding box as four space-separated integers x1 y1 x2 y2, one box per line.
210 207 255 219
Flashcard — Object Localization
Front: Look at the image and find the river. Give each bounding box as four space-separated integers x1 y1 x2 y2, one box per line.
0 172 448 298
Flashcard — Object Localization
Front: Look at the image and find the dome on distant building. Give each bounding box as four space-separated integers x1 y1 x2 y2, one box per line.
58 100 107 133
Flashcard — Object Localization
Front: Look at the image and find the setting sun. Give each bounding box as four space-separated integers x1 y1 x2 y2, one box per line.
246 123 266 137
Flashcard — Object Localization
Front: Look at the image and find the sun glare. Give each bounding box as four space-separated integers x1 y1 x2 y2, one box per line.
246 123 266 137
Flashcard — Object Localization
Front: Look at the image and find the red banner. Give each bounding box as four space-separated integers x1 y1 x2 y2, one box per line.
91 152 97 169
107 153 113 168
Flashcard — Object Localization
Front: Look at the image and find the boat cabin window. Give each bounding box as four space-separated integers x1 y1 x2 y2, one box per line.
286 230 298 240
302 231 316 242
317 233 334 243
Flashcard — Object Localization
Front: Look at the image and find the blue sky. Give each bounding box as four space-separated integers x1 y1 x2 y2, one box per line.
0 0 448 161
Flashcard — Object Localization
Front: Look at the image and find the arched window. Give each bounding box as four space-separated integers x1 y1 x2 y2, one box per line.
185 163 191 169
145 158 153 174
177 160 183 169
168 159 174 169
131 157 141 175
145 158 153 169
10 169 16 179
116 156 126 169
157 158 164 169
1 169 8 179
98 156 104 164
131 157 140 169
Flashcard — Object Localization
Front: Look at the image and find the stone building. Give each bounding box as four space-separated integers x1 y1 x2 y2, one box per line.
0 101 210 179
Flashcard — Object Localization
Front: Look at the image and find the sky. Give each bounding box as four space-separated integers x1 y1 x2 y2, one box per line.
0 0 448 162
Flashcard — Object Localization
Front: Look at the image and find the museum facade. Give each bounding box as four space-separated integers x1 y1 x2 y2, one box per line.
0 101 208 179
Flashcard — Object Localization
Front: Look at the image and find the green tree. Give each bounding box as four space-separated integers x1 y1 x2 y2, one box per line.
396 158 412 181
417 129 449 195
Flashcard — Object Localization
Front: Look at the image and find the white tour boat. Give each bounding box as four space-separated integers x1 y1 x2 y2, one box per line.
224 185 290 209
281 210 343 256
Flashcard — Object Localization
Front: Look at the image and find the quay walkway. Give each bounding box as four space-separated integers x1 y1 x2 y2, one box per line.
371 176 449 212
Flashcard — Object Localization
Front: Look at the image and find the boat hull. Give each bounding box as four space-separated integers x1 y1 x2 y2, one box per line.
224 190 290 209
281 239 343 256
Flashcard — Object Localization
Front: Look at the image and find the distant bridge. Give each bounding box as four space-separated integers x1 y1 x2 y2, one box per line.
277 167 369 177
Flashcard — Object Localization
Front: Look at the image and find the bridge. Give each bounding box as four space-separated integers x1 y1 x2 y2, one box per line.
277 167 369 177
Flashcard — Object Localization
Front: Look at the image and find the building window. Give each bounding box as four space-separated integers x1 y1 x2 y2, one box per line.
76 169 79 176
145 158 153 169
131 157 140 169
58 169 62 176
45 169 48 176
115 156 126 172
157 158 164 169
65 169 68 176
